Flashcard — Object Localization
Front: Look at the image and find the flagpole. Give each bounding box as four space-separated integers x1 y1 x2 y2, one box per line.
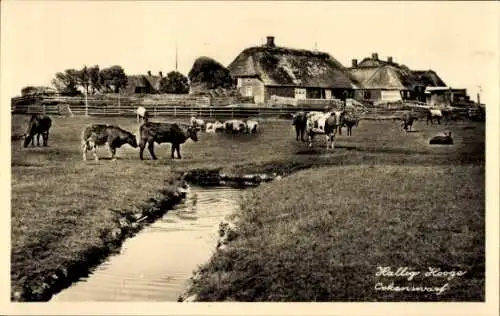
85 89 88 117
175 40 178 71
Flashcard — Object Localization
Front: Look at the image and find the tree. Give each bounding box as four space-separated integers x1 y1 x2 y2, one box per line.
52 69 81 96
77 66 90 95
88 65 102 94
159 71 190 94
100 65 128 93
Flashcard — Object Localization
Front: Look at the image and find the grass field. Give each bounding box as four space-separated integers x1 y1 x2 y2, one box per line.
187 164 484 301
11 113 485 301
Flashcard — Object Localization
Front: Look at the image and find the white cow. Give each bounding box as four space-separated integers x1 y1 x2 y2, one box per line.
206 121 225 133
190 116 205 130
245 120 259 134
427 109 443 125
135 106 149 123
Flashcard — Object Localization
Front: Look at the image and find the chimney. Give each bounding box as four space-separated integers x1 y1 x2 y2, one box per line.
387 56 393 63
147 70 152 76
266 36 275 47
159 71 163 78
372 53 378 60
352 59 358 68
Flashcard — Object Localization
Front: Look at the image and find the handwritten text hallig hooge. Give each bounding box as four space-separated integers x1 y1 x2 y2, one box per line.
374 266 467 295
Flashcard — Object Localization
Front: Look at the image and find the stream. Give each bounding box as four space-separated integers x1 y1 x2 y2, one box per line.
50 185 245 302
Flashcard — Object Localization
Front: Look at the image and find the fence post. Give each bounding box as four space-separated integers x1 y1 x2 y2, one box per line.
231 107 234 118
174 106 177 118
210 106 212 118
154 105 157 117
42 103 46 115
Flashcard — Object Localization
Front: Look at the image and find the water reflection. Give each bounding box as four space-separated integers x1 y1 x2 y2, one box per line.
51 186 243 302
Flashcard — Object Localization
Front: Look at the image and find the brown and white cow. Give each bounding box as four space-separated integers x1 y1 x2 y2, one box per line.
306 110 345 150
139 121 198 160
81 124 138 161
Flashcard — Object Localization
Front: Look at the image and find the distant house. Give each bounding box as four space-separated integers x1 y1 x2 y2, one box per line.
228 36 356 105
123 71 163 94
348 53 447 104
425 87 471 107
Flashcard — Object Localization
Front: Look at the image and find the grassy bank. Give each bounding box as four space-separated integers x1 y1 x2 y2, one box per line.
186 165 485 301
11 113 484 301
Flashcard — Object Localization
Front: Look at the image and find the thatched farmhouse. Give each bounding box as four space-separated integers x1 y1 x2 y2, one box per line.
348 53 447 104
228 37 356 105
188 57 237 96
123 71 162 94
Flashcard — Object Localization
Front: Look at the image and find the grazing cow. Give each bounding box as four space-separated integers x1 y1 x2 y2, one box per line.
206 121 225 133
23 114 52 148
245 119 259 134
190 116 206 131
429 131 453 145
306 110 345 150
81 124 138 161
136 106 149 123
401 111 418 132
427 109 443 125
224 119 247 134
292 111 308 141
139 122 198 160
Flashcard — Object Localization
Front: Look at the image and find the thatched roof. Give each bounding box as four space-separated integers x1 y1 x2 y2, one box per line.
123 75 159 94
145 75 162 91
349 55 447 90
362 65 419 90
412 70 446 87
228 46 355 89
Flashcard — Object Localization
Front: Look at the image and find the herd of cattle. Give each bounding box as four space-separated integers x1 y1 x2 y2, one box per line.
20 105 464 161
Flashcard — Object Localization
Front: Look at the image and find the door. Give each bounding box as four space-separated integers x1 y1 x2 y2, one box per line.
244 86 253 97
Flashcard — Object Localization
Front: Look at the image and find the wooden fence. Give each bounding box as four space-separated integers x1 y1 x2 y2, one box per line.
11 94 477 121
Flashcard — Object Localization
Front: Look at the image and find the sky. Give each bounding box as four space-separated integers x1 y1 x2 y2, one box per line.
1 1 498 107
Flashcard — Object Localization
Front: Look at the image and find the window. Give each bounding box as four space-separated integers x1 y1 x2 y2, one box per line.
364 90 371 99
294 88 306 100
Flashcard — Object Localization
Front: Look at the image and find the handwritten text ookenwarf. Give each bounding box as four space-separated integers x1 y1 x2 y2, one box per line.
374 266 467 295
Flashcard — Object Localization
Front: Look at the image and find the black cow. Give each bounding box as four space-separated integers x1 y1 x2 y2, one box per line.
23 114 52 148
139 122 198 160
340 115 360 136
292 111 307 141
81 124 138 161
401 112 418 132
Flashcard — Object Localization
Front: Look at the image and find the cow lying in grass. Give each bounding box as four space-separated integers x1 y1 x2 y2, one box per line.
306 110 345 150
429 131 453 145
81 124 138 161
206 121 225 133
224 119 247 134
139 121 199 160
23 114 52 148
